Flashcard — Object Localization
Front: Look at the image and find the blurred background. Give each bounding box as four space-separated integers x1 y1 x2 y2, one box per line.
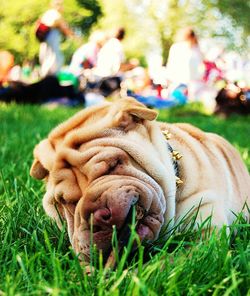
0 0 249 63
0 0 250 115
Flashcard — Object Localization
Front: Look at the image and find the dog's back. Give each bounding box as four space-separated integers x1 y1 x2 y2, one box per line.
160 122 250 224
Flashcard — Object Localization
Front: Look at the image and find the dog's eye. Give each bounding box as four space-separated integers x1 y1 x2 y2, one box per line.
106 158 123 174
63 160 71 168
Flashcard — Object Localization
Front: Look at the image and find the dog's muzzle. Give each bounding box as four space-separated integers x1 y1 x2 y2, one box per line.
72 175 165 263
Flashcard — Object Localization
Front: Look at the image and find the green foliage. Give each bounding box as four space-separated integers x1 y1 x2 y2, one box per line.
0 103 249 295
203 0 250 35
0 0 45 63
0 0 102 63
75 0 102 32
64 0 102 33
1 0 249 65
97 0 250 63
198 0 250 52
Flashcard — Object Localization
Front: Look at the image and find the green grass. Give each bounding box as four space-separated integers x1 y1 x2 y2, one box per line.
0 102 249 295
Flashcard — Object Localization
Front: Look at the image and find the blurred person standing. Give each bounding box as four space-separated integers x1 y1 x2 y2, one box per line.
94 27 126 78
38 0 74 77
69 31 106 77
166 27 204 101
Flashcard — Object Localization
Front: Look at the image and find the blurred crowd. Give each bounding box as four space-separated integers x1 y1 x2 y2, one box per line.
0 0 250 116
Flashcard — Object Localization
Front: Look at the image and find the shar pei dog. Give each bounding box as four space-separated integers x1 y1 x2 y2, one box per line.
30 97 250 264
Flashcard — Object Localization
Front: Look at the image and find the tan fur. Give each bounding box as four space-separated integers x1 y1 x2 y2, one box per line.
30 98 250 260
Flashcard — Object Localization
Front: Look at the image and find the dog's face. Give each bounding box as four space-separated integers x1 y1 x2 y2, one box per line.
30 98 176 262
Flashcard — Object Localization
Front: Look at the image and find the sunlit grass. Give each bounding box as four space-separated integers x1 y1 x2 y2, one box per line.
0 102 249 295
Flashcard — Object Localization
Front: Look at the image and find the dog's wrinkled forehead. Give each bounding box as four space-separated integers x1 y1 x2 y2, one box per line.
30 97 158 180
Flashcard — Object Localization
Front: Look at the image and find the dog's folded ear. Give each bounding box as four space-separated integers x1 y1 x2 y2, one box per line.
114 97 158 129
30 159 48 180
30 139 55 180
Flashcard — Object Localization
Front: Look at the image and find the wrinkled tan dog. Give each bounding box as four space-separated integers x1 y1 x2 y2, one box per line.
30 97 250 262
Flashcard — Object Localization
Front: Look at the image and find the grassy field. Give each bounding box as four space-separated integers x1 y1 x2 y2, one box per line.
0 102 249 295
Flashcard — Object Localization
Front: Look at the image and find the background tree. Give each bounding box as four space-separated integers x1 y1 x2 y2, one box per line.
202 0 250 35
97 0 250 65
0 0 102 63
201 0 250 52
0 0 249 67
